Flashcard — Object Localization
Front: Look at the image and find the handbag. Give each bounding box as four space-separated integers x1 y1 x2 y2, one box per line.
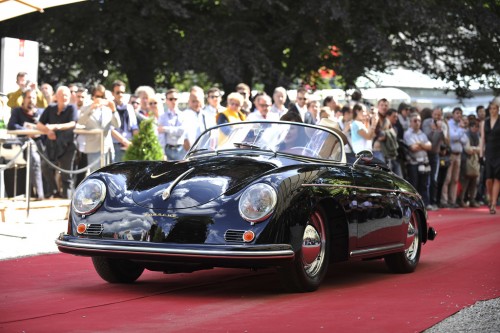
465 154 480 177
439 144 451 168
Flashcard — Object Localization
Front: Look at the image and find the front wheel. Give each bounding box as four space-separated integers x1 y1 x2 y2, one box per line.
92 257 145 283
278 207 330 292
384 211 422 273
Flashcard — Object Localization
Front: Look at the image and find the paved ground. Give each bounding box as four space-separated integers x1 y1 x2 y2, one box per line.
0 218 66 260
0 198 69 259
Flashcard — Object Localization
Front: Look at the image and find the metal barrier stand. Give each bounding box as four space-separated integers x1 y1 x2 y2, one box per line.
5 130 38 217
6 128 105 218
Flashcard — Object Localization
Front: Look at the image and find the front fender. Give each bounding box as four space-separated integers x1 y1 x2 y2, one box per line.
255 168 321 251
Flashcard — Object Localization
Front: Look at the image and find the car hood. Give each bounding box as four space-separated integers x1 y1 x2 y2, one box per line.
131 157 277 209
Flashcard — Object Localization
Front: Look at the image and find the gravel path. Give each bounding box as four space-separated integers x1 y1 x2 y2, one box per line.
423 298 500 332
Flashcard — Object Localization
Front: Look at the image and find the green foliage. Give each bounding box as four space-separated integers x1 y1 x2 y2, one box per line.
123 118 164 161
0 0 498 97
101 68 130 93
157 70 218 93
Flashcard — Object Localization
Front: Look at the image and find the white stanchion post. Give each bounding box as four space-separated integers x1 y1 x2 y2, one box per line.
25 140 31 218
100 129 105 168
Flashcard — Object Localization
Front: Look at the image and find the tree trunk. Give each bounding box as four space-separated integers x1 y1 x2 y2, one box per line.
121 44 157 93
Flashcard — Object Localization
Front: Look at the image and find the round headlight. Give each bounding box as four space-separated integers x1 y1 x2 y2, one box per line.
239 183 277 223
72 179 106 215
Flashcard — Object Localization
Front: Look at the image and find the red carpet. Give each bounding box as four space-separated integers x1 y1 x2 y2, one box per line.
0 208 499 332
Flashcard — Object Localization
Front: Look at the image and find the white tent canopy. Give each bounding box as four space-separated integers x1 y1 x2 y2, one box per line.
0 0 86 21
356 68 454 90
359 87 411 103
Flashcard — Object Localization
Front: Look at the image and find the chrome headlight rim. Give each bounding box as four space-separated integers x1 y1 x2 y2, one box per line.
72 179 107 216
238 183 277 223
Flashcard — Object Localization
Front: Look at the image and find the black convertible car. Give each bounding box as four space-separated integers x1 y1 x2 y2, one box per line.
57 121 436 292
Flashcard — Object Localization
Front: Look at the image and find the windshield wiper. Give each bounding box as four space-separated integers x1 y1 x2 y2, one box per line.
187 148 209 156
233 142 260 149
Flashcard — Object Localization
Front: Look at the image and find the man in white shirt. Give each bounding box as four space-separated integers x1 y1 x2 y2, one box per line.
269 86 288 119
183 86 206 151
203 87 223 129
246 95 279 121
404 113 432 209
322 96 338 120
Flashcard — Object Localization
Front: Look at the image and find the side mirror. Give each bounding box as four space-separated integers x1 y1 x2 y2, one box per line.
353 150 373 167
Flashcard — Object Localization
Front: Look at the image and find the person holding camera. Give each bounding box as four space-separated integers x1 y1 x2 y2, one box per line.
7 88 45 200
236 83 253 116
77 84 120 172
7 72 48 109
350 104 377 154
404 113 432 209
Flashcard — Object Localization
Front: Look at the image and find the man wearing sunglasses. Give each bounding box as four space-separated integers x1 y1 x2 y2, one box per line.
203 87 224 129
110 80 138 162
246 94 279 121
158 88 186 160
183 86 207 151
285 87 309 122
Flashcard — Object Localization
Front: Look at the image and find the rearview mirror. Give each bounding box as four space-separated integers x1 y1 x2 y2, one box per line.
353 150 373 167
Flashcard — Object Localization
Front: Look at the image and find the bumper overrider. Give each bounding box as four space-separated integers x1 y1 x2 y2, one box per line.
56 234 295 267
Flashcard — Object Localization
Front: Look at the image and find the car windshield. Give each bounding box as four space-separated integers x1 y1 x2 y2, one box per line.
189 121 344 161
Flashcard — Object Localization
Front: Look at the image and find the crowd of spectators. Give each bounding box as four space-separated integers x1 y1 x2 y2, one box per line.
1 71 499 214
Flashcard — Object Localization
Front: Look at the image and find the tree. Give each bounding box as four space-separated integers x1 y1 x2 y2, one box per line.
1 0 498 97
123 118 164 161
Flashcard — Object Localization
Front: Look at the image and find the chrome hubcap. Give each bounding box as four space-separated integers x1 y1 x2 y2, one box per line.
405 215 419 261
301 211 326 277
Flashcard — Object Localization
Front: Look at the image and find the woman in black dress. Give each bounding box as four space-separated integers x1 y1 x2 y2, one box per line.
480 97 500 214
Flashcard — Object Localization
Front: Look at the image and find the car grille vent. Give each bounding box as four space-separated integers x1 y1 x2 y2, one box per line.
224 230 245 243
84 224 104 236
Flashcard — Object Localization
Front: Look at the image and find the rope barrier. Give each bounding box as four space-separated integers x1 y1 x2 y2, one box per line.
1 138 103 175
2 130 109 214
36 143 102 175
0 141 28 171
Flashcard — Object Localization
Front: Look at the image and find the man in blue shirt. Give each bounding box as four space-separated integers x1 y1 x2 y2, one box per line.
440 107 467 208
158 88 186 160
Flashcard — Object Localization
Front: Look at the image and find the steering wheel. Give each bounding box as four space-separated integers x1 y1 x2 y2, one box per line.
286 146 316 156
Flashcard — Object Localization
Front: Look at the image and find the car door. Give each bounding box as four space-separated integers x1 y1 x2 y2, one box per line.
350 165 404 249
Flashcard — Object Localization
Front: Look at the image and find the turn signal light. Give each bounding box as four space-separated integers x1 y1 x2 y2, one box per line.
76 223 87 234
243 230 255 242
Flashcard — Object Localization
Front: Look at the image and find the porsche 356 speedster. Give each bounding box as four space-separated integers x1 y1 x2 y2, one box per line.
56 121 436 292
